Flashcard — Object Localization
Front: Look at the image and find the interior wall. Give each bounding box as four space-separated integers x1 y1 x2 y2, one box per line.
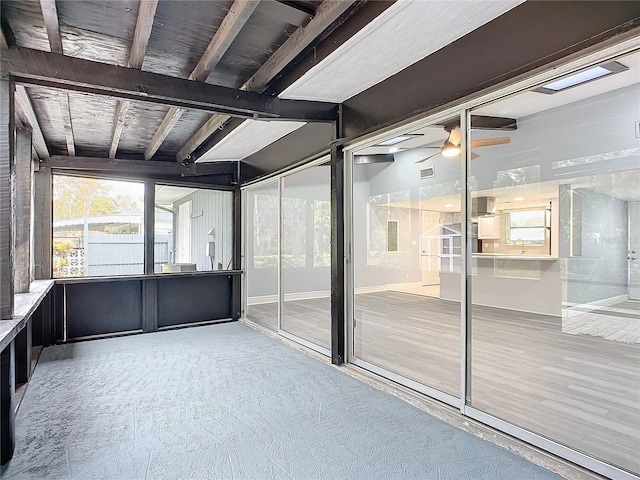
173 189 233 271
565 188 629 304
473 84 640 191
353 162 423 289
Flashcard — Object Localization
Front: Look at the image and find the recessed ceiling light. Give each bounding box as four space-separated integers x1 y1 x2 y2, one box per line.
533 61 627 95
377 134 423 146
389 147 400 153
444 203 454 208
514 196 525 201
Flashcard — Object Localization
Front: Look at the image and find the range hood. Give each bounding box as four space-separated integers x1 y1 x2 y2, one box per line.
472 197 496 217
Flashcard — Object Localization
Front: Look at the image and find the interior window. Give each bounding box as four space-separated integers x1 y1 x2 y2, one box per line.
507 209 546 244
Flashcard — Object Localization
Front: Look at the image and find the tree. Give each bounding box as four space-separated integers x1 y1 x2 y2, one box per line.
53 176 141 220
53 176 116 220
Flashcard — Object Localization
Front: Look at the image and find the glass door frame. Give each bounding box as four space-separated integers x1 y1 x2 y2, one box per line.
242 155 332 357
343 108 464 408
241 177 280 330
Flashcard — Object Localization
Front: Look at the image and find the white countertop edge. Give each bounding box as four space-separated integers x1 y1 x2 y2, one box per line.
473 254 558 260
1 280 55 350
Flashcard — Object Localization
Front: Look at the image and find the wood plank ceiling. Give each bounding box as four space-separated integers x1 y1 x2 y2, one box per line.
0 0 356 163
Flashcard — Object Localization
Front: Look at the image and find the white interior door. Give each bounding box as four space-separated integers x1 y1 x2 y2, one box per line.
421 211 442 286
629 201 639 301
177 201 191 263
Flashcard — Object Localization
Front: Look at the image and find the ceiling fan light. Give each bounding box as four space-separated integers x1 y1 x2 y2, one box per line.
441 142 461 157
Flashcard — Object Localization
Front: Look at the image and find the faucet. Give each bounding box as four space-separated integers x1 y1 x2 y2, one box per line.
514 239 526 254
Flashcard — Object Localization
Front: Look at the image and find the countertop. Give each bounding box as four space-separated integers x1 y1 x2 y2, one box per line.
1 280 54 350
473 254 558 260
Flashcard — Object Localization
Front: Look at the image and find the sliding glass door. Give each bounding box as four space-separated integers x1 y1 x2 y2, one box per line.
350 121 462 402
345 46 639 480
245 180 279 329
467 50 640 475
281 165 331 351
244 161 331 353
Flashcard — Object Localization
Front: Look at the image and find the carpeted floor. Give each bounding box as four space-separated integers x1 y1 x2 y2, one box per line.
2 322 562 480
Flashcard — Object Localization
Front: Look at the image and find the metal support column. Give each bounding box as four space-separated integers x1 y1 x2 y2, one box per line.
14 127 32 294
232 186 242 320
142 181 156 332
143 180 155 275
330 141 345 365
0 79 14 319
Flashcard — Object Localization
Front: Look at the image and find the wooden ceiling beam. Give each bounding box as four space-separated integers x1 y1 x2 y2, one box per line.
144 0 260 160
127 0 159 71
110 0 159 158
39 0 75 156
2 47 338 121
44 155 237 177
39 0 63 54
177 0 355 162
14 85 50 159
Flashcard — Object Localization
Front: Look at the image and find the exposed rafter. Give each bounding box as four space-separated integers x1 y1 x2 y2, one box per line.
109 0 159 158
14 85 50 159
144 0 260 160
39 0 75 156
2 47 338 121
178 0 355 162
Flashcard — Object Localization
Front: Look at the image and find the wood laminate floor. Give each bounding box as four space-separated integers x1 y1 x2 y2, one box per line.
246 291 640 475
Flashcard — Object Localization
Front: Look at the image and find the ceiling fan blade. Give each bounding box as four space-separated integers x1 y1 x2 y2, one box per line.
415 151 441 164
471 151 480 160
448 129 462 146
470 137 511 148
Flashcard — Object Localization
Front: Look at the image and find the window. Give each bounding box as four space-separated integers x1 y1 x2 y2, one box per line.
506 209 546 245
52 175 144 278
154 185 233 273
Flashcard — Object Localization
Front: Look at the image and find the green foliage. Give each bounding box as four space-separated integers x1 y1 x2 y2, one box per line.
52 241 75 277
53 176 141 221
54 176 116 220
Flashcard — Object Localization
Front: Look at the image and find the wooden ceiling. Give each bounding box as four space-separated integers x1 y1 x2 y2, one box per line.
0 0 361 163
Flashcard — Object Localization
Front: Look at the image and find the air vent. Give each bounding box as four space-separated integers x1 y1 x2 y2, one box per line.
420 167 435 179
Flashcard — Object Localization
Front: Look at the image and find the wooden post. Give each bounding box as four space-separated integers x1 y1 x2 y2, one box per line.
14 127 32 294
0 79 14 320
33 167 52 280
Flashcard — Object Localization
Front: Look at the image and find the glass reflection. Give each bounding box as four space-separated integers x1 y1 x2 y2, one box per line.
469 50 640 475
352 124 462 398
281 165 332 350
245 181 279 329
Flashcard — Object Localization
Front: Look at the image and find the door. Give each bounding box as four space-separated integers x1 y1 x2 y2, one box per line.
420 211 441 286
629 202 639 300
177 201 191 263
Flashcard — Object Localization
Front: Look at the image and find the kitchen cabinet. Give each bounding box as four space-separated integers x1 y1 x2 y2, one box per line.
478 216 500 239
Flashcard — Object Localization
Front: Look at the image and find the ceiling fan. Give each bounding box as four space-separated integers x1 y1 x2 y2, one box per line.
415 126 510 163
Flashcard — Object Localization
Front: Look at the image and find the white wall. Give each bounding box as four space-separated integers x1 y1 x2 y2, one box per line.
173 189 233 271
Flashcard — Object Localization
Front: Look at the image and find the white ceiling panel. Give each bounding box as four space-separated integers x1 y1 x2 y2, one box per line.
197 120 306 162
280 0 524 103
